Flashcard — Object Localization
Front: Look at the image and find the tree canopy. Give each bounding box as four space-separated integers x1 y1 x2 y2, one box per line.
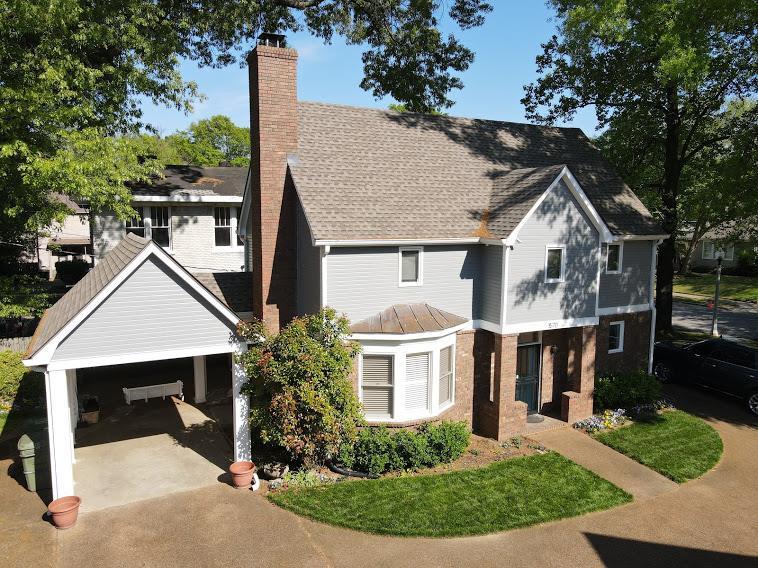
169 115 250 167
1 0 492 259
522 0 757 331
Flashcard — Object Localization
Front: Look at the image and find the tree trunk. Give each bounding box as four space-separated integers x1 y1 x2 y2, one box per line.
655 84 682 333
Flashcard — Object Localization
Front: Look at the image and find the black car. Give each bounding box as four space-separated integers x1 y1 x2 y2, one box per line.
653 338 758 416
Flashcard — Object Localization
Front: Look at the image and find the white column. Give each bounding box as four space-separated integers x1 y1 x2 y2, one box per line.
193 355 207 404
45 369 76 499
66 369 78 464
232 343 251 462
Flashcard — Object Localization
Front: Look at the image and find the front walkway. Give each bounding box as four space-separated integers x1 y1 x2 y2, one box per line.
2 385 756 567
530 427 678 500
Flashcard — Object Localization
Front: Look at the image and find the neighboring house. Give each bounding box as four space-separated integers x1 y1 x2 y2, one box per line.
24 35 667 503
92 165 248 273
679 223 757 272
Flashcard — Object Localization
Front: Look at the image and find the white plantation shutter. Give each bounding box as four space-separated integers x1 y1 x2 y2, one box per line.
361 355 393 419
439 346 454 405
405 352 430 412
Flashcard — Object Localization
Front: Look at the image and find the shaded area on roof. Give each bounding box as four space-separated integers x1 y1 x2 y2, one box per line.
350 304 468 334
52 193 88 214
192 272 253 314
26 233 151 357
129 166 247 198
290 102 663 241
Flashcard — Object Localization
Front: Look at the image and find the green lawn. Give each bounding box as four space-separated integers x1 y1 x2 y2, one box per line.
594 411 722 483
269 452 631 537
674 273 758 302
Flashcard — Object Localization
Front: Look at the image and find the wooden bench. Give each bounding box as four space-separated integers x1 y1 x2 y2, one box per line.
122 381 184 405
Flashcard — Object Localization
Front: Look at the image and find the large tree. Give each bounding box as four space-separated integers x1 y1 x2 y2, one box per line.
1 0 492 259
172 115 251 167
521 0 757 331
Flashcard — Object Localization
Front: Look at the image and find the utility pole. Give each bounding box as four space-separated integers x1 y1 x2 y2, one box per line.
710 257 722 337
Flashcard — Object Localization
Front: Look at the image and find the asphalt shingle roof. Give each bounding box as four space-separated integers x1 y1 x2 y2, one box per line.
129 166 247 198
192 272 254 314
290 102 663 241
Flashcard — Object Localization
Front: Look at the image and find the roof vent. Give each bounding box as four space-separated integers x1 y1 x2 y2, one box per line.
258 33 286 48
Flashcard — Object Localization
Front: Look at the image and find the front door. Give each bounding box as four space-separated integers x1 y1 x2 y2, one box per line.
516 344 541 412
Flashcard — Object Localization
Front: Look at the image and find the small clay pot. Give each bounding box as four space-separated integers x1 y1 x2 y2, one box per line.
48 496 81 529
229 461 256 489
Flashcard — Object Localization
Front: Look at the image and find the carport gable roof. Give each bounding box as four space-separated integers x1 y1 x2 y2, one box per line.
24 233 241 366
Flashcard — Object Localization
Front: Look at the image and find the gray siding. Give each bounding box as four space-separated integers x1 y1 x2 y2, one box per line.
327 245 480 324
478 245 503 324
506 180 599 324
296 203 321 315
598 240 653 308
52 256 236 362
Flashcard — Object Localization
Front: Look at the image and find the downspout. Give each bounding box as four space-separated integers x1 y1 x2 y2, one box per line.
647 239 663 374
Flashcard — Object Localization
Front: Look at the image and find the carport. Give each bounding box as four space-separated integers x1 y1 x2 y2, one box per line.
23 234 252 503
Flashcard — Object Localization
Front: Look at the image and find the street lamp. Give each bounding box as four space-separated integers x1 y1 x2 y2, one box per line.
710 257 722 337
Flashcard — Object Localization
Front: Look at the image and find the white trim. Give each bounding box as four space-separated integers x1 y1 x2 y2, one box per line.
544 244 566 283
314 237 480 247
24 242 241 366
597 303 651 316
608 320 625 353
320 246 329 307
502 316 599 335
594 233 602 316
46 343 236 371
135 195 243 203
232 341 252 462
45 369 76 500
605 241 623 274
617 234 670 241
500 245 510 327
504 166 614 246
398 246 424 287
212 206 244 251
351 321 469 342
648 238 662 374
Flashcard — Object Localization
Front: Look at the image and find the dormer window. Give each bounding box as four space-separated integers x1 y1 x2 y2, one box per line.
605 242 623 274
399 247 423 286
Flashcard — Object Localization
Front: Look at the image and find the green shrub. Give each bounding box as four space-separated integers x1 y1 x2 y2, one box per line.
237 308 364 468
0 351 44 412
0 275 51 317
594 370 662 411
339 421 470 475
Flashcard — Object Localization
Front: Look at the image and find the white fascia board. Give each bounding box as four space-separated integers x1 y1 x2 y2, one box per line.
134 195 243 203
350 321 471 342
504 167 614 246
502 316 599 335
314 238 481 247
597 303 652 316
24 242 241 367
46 343 236 371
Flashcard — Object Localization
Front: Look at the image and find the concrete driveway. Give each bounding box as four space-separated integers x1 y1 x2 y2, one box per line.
673 300 758 340
1 385 756 568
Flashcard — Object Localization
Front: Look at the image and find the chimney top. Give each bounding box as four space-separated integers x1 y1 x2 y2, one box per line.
258 33 286 48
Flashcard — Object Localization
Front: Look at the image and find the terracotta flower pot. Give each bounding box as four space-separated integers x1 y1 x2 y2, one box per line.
229 461 256 489
48 496 81 529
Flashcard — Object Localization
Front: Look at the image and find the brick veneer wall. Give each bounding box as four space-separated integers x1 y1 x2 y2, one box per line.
540 329 570 413
595 311 652 375
248 44 299 331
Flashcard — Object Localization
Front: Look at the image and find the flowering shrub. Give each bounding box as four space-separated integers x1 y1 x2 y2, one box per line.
574 409 627 433
629 399 675 419
269 470 336 491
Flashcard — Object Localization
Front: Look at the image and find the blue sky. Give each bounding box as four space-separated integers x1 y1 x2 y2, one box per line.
139 3 599 136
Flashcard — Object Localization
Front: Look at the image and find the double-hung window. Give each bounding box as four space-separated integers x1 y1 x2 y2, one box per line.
361 355 394 419
544 245 565 283
439 346 454 407
125 207 145 238
608 321 624 353
399 247 423 286
214 207 243 248
126 206 171 248
702 240 734 261
605 243 623 274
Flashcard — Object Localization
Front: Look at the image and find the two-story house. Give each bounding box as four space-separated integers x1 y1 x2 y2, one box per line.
92 165 248 273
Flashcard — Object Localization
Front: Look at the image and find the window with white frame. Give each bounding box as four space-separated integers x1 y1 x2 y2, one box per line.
605 242 623 274
439 345 454 406
608 321 624 353
544 246 565 283
125 207 145 238
361 355 394 419
702 240 734 261
405 352 431 412
214 207 243 248
399 247 423 286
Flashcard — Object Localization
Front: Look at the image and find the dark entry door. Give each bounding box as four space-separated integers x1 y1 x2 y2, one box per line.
516 344 541 412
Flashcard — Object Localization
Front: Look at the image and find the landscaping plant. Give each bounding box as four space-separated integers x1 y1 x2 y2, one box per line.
0 350 44 413
594 370 662 411
236 308 364 468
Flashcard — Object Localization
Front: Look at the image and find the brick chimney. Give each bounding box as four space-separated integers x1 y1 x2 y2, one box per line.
247 34 299 331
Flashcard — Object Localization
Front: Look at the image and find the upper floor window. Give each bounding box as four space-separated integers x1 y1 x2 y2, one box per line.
544 245 565 283
608 321 624 353
399 247 423 286
125 206 171 248
214 207 243 249
702 240 734 261
605 243 623 274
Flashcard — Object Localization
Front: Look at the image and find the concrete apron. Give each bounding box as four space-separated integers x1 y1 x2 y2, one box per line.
73 397 229 512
